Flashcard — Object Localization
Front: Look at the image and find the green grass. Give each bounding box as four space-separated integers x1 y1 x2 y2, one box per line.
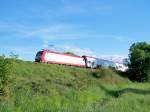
0 59 150 112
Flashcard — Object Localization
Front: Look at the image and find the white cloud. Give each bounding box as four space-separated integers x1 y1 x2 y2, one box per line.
41 43 96 56
0 22 87 40
98 54 128 63
0 21 134 43
62 45 95 56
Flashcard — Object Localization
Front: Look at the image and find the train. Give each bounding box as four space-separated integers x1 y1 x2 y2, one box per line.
35 49 127 71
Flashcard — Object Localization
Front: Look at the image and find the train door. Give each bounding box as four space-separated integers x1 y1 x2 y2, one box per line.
82 56 97 68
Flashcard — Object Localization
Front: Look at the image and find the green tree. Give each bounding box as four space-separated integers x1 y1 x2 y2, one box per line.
128 42 150 82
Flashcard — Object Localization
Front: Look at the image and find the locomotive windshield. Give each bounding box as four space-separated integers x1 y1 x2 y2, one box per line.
35 51 43 62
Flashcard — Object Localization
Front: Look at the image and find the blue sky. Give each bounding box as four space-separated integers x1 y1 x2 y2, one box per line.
0 0 150 61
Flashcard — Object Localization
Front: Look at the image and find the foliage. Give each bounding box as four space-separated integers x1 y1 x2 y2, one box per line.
63 51 77 56
0 57 12 94
128 42 150 82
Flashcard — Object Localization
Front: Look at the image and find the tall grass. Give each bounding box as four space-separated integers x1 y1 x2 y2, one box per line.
0 59 150 112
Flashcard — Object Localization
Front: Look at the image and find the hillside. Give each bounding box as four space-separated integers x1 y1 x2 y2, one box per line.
0 59 150 112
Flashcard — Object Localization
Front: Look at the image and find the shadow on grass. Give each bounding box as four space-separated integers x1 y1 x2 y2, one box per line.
0 89 5 96
99 85 150 98
116 71 129 78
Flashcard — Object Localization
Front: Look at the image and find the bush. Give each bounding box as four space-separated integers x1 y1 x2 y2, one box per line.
0 57 12 91
128 42 150 82
92 71 102 78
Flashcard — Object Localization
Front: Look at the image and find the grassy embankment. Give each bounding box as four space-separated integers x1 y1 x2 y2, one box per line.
0 59 150 112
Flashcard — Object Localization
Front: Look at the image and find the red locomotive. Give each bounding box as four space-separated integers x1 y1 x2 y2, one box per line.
35 50 97 68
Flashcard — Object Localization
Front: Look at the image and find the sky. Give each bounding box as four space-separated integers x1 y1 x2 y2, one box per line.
0 0 150 61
